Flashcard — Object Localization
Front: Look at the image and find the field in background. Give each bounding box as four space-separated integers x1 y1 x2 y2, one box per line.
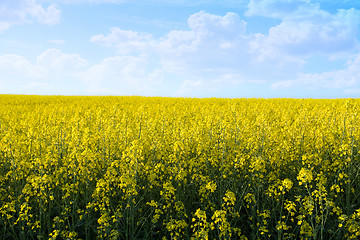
0 95 360 239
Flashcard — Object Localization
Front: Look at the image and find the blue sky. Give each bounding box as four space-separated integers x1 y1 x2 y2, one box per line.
1 0 360 98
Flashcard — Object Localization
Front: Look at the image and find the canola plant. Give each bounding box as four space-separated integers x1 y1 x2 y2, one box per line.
0 95 359 239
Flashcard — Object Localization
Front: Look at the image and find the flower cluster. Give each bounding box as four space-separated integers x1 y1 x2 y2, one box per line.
0 95 359 239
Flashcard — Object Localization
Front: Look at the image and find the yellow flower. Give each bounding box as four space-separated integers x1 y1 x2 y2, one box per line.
297 168 313 185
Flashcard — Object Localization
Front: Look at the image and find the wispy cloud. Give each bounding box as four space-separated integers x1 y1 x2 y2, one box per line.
0 0 61 33
272 54 360 90
2 1 360 97
0 49 88 94
247 0 360 60
79 55 162 95
90 28 154 54
88 6 360 96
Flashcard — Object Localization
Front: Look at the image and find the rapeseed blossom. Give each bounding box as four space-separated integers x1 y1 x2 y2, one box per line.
0 95 359 239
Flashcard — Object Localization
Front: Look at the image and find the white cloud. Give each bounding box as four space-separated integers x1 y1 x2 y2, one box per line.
0 49 88 94
89 10 316 92
2 4 360 97
90 11 266 86
37 48 89 74
158 11 250 76
187 11 246 34
90 28 154 54
79 56 162 95
0 0 61 33
157 11 305 85
0 54 47 93
28 2 61 25
247 1 360 59
0 48 163 95
0 22 11 32
272 54 360 89
0 54 44 79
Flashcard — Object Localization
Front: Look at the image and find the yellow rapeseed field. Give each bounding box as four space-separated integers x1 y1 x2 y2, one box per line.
0 95 360 239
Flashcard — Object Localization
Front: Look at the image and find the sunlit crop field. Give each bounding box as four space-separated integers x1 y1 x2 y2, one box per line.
0 95 360 239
